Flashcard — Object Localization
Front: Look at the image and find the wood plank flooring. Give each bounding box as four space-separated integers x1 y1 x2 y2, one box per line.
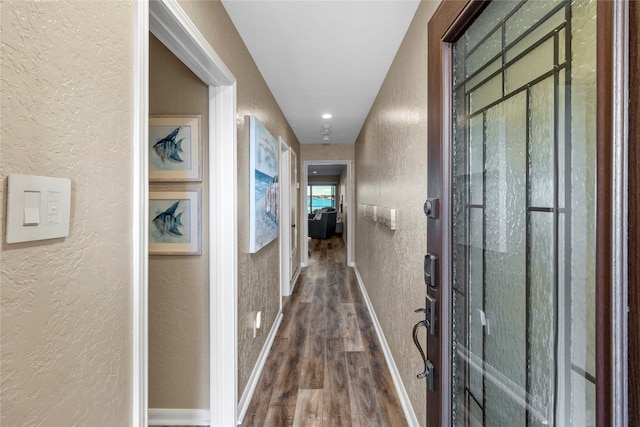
242 236 408 427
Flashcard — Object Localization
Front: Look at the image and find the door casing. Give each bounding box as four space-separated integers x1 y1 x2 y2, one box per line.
280 138 292 301
134 1 238 425
301 160 354 267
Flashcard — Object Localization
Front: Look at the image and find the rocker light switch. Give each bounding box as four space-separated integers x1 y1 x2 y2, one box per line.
6 174 71 243
23 191 41 226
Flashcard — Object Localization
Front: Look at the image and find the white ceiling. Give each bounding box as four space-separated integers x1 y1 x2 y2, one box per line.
221 0 421 145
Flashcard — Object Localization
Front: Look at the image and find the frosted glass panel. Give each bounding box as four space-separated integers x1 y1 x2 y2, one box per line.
465 1 516 53
570 0 597 422
506 38 554 94
469 115 484 205
529 76 555 208
559 28 567 65
505 1 563 45
484 92 527 426
469 208 484 401
470 74 502 115
558 70 566 209
506 7 565 62
529 212 555 425
450 1 596 425
467 29 502 78
466 57 501 93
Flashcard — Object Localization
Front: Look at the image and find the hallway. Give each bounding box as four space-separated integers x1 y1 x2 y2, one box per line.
241 236 408 426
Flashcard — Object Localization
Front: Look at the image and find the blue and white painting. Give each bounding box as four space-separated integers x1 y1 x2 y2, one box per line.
149 198 192 244
150 126 192 171
148 189 201 255
249 116 279 253
149 115 201 181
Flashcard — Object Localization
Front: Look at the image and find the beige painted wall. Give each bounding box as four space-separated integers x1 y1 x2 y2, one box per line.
177 0 301 400
354 2 441 424
308 175 340 184
0 1 134 425
148 34 210 409
301 143 354 162
339 166 349 243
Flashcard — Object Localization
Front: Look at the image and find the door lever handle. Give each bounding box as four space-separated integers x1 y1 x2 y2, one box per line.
412 316 436 390
412 318 429 378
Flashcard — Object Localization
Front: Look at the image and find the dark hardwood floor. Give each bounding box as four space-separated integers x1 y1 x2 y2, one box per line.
241 236 408 427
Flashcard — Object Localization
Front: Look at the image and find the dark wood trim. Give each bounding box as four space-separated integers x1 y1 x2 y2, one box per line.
441 1 489 42
426 1 481 425
628 1 639 425
596 1 614 426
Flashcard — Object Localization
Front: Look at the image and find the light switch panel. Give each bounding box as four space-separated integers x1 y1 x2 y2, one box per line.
23 191 41 226
6 174 71 243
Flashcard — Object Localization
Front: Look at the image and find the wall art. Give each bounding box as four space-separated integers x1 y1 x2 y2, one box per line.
249 116 279 253
149 115 202 182
149 189 201 255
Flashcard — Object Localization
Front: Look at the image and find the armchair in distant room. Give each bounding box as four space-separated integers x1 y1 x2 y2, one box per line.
307 208 337 239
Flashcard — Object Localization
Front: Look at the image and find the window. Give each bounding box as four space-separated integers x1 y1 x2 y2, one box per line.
307 184 336 213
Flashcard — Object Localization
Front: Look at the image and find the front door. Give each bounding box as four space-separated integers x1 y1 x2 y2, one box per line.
424 0 610 425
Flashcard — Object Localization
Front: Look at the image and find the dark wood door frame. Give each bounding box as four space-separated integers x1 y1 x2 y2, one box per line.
426 0 626 425
426 1 485 424
628 1 639 425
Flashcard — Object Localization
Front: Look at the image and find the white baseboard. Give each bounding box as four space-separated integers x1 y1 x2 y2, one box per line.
236 310 283 425
147 408 210 425
290 265 301 294
353 265 419 427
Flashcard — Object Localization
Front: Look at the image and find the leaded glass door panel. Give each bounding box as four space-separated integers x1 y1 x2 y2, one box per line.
449 1 597 425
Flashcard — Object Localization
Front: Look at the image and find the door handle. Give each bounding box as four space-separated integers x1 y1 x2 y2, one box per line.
413 314 436 391
412 317 429 378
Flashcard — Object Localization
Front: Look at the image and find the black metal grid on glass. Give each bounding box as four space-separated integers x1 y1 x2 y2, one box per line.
450 1 573 426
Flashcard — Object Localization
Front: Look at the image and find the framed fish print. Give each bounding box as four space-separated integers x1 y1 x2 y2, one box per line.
249 116 279 253
149 115 202 182
149 189 201 255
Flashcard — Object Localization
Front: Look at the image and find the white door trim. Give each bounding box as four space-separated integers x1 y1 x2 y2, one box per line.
302 160 353 267
136 1 238 426
279 139 291 302
290 149 299 281
132 2 149 425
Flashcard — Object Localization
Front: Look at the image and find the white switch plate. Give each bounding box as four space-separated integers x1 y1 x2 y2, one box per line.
6 174 71 243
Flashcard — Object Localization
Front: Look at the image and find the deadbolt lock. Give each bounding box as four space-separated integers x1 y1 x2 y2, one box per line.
423 198 439 219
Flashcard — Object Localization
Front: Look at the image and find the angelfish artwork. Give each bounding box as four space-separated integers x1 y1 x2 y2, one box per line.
153 127 184 163
153 201 183 236
148 189 201 255
149 197 192 245
149 116 199 182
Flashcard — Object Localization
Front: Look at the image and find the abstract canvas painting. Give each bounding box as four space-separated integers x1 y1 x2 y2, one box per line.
249 116 279 253
149 115 202 182
149 189 201 255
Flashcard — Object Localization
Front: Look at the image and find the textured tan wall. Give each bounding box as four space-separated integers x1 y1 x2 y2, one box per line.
340 166 349 243
300 143 354 162
354 2 441 424
308 175 340 183
148 34 210 409
177 0 301 400
0 1 133 425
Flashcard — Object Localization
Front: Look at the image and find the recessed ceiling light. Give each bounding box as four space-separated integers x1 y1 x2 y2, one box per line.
313 171 317 174
322 113 333 119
